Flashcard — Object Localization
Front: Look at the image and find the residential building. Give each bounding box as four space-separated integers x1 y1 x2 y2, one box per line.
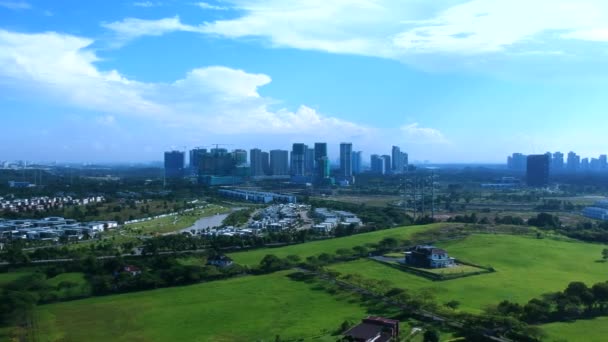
340 143 353 178
317 156 331 180
552 152 564 170
381 155 391 174
352 151 362 174
261 151 270 175
199 149 236 176
231 149 248 165
343 317 400 342
207 255 234 268
314 142 327 165
250 148 264 176
305 147 314 176
164 151 185 178
291 143 307 176
527 154 550 187
567 151 580 171
370 154 385 174
270 150 289 176
189 148 207 171
391 146 404 173
405 245 455 268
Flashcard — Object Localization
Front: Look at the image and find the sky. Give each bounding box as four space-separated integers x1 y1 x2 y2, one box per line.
1 0 608 164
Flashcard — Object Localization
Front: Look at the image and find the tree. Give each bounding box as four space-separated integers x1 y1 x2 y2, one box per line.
259 254 284 272
602 248 608 260
592 282 608 310
444 300 461 310
423 329 440 342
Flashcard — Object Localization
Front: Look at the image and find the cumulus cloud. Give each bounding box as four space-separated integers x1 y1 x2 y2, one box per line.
0 29 373 144
101 16 203 45
400 123 449 144
0 1 30 10
196 2 228 10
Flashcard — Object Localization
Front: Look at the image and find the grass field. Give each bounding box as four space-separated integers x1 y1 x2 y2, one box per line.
31 271 391 342
126 204 230 234
540 317 608 342
0 271 33 286
329 234 608 313
229 223 445 266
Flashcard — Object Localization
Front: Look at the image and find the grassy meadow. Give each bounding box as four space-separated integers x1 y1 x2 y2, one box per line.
329 234 608 313
31 271 390 342
540 317 608 342
229 223 445 266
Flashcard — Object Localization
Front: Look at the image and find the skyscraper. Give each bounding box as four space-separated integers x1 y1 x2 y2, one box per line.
370 154 385 174
391 146 403 173
382 155 391 174
250 148 264 176
339 143 353 178
305 148 315 176
261 152 270 175
352 151 362 174
164 151 185 178
314 143 328 164
317 156 331 180
600 155 607 170
510 153 527 171
527 154 550 187
291 143 307 176
189 148 207 171
567 151 580 171
552 152 564 170
232 149 248 165
270 150 289 176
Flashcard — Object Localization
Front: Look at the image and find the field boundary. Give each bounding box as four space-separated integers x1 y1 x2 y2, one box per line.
369 258 495 281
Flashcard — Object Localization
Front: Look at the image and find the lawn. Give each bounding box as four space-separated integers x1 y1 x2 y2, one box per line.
0 271 33 286
540 317 608 342
329 234 608 313
32 271 387 342
229 223 445 266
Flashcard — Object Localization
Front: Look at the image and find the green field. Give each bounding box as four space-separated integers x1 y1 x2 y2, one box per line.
540 317 608 342
0 271 33 286
31 271 389 342
125 205 230 234
229 223 444 266
330 234 608 313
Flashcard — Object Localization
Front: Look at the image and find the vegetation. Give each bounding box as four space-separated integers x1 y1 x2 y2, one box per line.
329 234 608 313
30 271 381 342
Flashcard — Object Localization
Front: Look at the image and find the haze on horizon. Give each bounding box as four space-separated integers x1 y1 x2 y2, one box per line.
2 0 608 164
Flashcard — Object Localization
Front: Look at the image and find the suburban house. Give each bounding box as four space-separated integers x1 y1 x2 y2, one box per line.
207 255 234 268
123 265 142 276
343 316 400 342
405 245 455 268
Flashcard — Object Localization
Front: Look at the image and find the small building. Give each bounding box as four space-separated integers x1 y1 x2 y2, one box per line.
343 316 400 342
207 255 234 268
123 265 142 276
405 245 455 268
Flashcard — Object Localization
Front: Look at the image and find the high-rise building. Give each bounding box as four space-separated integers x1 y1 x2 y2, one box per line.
600 155 607 170
401 152 409 169
270 150 289 176
189 148 207 171
250 148 265 176
314 143 327 164
527 154 550 187
200 149 236 176
232 149 248 165
581 158 590 170
340 143 353 178
370 154 385 174
552 152 564 170
261 152 270 175
291 143 307 176
391 146 404 173
382 155 391 174
352 151 362 174
305 148 315 176
317 156 331 180
164 151 185 178
510 153 527 171
567 151 580 171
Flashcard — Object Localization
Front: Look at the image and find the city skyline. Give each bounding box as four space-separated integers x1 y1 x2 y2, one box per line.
3 1 608 162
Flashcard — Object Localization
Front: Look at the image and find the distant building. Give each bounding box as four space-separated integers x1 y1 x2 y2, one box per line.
343 316 400 342
405 245 455 268
552 152 564 170
261 151 270 175
207 255 234 268
340 143 353 179
508 153 527 171
291 143 307 176
391 146 404 173
270 150 289 176
527 154 550 187
232 149 248 165
250 148 265 176
317 156 331 181
218 189 297 204
200 149 236 176
370 154 385 174
352 151 362 175
314 142 327 165
567 151 580 171
381 155 391 174
582 199 608 221
164 151 185 178
189 148 207 171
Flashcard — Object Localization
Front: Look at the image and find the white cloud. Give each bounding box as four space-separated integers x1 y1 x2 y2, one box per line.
101 16 203 45
0 29 373 144
400 123 449 144
133 1 162 7
196 2 228 10
0 1 30 10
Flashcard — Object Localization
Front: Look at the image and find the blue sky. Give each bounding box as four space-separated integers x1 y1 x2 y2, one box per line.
1 0 608 163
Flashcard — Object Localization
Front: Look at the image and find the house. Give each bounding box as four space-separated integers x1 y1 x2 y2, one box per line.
123 265 142 276
343 316 400 342
405 245 455 268
207 255 234 268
